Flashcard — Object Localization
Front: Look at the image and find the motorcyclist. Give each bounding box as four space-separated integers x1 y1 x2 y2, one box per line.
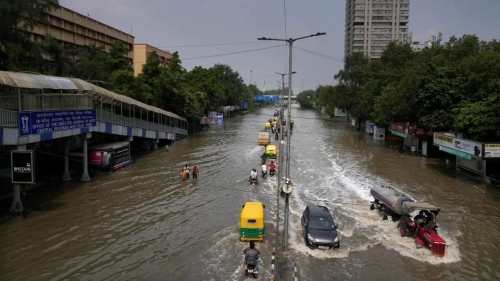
250 168 258 182
290 119 294 130
243 242 260 271
269 161 276 175
261 164 267 177
260 153 267 165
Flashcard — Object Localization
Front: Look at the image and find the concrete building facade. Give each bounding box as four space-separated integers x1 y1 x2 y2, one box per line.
133 44 172 76
28 5 135 60
344 0 410 59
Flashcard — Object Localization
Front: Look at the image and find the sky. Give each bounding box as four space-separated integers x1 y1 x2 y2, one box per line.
61 0 500 94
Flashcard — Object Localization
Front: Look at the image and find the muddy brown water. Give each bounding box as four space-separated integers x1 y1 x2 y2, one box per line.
1 106 499 281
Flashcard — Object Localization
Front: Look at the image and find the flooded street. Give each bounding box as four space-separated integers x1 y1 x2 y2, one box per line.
1 106 500 281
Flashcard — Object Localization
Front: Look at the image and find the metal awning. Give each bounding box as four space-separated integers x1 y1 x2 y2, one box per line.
0 71 187 121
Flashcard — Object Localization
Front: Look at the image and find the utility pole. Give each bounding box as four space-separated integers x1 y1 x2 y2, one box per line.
259 32 326 253
249 70 253 85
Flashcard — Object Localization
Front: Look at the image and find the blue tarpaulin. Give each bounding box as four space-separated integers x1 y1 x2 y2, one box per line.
254 96 263 101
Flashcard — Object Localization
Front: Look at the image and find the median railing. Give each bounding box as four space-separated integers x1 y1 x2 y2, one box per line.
0 109 18 127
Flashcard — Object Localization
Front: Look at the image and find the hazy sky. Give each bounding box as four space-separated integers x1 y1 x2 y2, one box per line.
62 0 500 94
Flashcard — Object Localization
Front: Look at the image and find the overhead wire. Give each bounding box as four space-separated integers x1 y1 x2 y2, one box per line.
158 41 272 48
182 44 285 61
293 46 344 63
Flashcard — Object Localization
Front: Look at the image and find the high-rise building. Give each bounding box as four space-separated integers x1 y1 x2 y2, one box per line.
28 5 135 61
344 0 410 59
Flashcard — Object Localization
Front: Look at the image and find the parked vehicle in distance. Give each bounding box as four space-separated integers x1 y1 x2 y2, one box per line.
301 205 340 249
88 141 131 172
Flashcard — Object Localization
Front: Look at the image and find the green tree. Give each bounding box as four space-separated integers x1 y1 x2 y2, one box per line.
296 90 316 108
0 0 59 70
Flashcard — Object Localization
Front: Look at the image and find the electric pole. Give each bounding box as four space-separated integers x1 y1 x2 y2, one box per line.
259 32 326 253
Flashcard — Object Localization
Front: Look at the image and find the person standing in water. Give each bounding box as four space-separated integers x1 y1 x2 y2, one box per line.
180 168 187 181
184 164 190 178
192 164 199 178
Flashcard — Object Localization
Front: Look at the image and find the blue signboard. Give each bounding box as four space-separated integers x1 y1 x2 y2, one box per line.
254 95 263 101
272 95 280 101
263 95 272 101
216 115 224 124
19 109 96 136
243 102 249 109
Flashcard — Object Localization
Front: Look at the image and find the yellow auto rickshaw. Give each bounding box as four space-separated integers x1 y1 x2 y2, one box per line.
239 202 266 242
266 144 277 158
264 122 271 131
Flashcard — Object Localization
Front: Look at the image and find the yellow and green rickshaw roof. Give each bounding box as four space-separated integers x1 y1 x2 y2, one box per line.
241 202 264 219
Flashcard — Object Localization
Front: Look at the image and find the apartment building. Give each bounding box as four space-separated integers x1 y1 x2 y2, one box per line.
28 5 135 60
133 44 172 76
345 0 410 59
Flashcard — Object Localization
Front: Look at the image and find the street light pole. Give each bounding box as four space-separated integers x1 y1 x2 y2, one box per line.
259 33 326 254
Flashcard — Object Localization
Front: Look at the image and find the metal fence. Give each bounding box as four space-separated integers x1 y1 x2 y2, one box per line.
96 110 186 135
0 109 18 127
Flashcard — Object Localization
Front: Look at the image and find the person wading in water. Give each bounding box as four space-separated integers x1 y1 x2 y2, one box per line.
192 164 199 178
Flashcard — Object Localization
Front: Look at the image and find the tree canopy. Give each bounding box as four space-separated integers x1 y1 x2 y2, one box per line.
311 36 500 142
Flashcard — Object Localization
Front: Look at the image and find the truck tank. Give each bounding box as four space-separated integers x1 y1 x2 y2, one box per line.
370 185 414 215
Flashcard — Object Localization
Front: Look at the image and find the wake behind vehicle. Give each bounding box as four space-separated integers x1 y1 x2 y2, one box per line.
239 202 266 242
370 185 446 257
244 264 258 278
250 176 258 185
301 205 340 249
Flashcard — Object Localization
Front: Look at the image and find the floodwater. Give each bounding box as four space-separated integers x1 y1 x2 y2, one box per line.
1 106 499 281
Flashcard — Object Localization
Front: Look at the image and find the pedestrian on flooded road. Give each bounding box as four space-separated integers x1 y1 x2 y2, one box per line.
184 164 190 178
180 168 187 181
411 145 416 156
192 164 199 178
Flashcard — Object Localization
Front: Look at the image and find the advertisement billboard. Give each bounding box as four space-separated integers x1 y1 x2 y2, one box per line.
434 133 482 157
484 144 500 158
11 151 35 184
19 109 96 137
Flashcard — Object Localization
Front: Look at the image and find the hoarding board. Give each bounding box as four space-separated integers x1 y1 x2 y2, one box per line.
434 133 482 157
216 115 223 124
243 103 249 109
484 144 500 158
11 151 35 184
263 95 272 101
19 109 96 137
254 96 263 101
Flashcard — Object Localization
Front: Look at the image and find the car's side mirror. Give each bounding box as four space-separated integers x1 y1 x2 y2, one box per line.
301 218 306 226
334 223 339 230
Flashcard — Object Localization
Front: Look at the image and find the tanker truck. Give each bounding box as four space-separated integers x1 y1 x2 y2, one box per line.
370 185 447 257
